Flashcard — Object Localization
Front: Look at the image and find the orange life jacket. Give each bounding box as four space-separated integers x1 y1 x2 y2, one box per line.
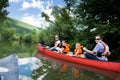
60 64 67 72
62 43 70 53
74 45 83 56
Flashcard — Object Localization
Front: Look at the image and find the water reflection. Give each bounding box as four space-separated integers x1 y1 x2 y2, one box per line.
36 52 120 80
18 57 41 80
0 41 37 58
0 40 120 80
0 55 18 80
72 67 80 78
0 41 37 80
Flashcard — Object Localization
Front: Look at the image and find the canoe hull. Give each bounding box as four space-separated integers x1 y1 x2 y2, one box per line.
37 44 120 73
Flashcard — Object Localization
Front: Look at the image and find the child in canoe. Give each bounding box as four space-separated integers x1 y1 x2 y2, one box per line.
59 40 70 54
73 43 85 58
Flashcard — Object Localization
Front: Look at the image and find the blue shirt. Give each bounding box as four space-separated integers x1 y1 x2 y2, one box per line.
93 41 104 54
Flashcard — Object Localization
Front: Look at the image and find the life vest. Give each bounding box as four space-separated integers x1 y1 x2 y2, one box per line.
62 43 70 53
101 42 111 57
74 45 83 56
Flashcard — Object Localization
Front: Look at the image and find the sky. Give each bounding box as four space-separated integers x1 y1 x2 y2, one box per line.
7 0 65 28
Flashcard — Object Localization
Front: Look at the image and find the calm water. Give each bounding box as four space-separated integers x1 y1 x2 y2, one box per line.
0 41 120 80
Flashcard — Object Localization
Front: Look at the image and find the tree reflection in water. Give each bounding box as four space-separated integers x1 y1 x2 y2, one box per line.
32 52 117 80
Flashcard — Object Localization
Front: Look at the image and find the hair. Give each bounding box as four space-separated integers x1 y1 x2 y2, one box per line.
55 35 58 37
96 34 103 39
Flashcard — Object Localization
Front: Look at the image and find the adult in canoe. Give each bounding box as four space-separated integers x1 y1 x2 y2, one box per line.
83 34 111 61
50 35 61 52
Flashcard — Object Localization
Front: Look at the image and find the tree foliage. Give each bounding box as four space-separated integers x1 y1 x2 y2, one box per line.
0 0 9 20
40 6 77 48
39 0 120 59
64 0 120 59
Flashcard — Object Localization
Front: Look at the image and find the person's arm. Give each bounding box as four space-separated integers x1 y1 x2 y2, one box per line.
83 47 95 54
54 43 58 47
54 40 60 47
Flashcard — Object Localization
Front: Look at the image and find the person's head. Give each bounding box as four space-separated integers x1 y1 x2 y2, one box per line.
62 40 66 44
95 34 102 43
75 43 81 48
55 35 59 40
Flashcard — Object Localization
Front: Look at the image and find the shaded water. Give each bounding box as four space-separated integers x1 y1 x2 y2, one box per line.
0 41 120 80
36 52 120 80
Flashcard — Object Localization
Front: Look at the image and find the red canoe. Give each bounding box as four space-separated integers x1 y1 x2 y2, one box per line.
37 44 120 73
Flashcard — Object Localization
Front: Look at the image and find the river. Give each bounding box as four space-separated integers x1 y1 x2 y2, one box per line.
0 41 119 80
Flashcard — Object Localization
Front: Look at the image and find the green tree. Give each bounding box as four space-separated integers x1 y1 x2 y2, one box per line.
0 0 9 20
0 19 16 40
40 6 77 47
64 0 120 59
31 29 39 43
0 0 10 40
